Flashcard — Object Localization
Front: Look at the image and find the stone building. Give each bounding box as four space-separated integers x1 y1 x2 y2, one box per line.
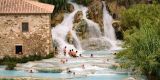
0 0 54 56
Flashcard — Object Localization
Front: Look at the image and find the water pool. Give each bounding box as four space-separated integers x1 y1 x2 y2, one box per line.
0 69 128 80
0 50 130 80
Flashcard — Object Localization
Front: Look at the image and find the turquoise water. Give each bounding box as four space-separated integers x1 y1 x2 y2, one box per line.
82 50 111 55
0 50 130 80
0 70 70 78
0 69 128 80
73 74 128 80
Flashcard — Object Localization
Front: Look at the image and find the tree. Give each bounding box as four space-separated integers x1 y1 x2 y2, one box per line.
117 3 160 80
39 0 67 12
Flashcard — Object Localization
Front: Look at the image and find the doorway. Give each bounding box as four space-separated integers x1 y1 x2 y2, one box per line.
15 45 22 54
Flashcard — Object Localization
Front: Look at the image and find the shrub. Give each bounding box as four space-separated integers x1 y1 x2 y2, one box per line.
0 53 54 70
5 62 16 70
118 3 160 80
74 0 91 6
39 0 67 12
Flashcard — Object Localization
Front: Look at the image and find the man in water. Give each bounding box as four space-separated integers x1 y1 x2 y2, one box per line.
91 54 93 58
82 64 85 69
66 68 72 74
74 51 78 57
79 54 82 57
68 50 72 56
63 46 67 56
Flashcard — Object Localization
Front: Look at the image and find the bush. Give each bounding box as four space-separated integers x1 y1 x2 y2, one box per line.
44 53 54 59
39 0 67 12
5 62 16 70
118 3 160 80
74 0 91 6
0 79 15 80
0 53 54 70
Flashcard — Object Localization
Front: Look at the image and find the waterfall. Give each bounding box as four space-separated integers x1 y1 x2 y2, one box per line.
102 1 116 41
70 2 102 38
102 1 121 50
81 7 102 38
51 2 82 56
52 1 121 56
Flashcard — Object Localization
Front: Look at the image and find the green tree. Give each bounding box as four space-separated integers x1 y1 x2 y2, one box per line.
117 3 160 80
39 0 67 12
74 0 91 6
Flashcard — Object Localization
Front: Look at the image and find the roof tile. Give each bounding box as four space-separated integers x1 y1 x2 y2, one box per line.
0 0 54 14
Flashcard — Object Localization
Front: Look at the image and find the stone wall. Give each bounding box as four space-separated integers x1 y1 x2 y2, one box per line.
0 14 53 57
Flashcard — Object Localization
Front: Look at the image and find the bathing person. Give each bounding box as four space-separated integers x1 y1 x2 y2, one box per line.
60 59 65 64
68 50 72 56
79 54 82 57
29 69 33 73
67 68 72 74
91 54 93 58
74 51 78 57
71 49 74 55
65 58 68 62
63 46 67 56
75 51 78 54
73 72 76 76
82 64 85 69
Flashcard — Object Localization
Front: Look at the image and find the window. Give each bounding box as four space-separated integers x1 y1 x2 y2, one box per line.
15 45 22 54
22 22 29 32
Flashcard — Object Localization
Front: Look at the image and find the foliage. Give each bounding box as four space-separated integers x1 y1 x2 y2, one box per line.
121 4 160 31
5 62 16 70
0 53 54 70
74 0 91 6
117 3 160 80
39 0 67 12
0 79 15 80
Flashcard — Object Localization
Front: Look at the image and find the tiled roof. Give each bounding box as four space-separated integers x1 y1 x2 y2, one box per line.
0 0 54 14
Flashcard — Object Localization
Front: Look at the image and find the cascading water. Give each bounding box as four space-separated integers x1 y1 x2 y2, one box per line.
52 1 121 56
102 2 116 41
52 3 82 56
102 1 121 50
81 7 102 38
70 2 102 38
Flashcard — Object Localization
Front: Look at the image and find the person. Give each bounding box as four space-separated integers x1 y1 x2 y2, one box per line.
63 46 67 56
73 51 78 57
68 50 72 56
29 69 33 73
65 58 68 62
75 51 78 54
107 59 109 61
73 72 76 76
66 68 72 74
90 54 93 58
60 59 65 64
71 49 74 55
79 54 82 57
82 64 85 69
70 49 75 57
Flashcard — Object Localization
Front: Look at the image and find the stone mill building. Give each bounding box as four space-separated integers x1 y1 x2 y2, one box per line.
0 0 54 56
